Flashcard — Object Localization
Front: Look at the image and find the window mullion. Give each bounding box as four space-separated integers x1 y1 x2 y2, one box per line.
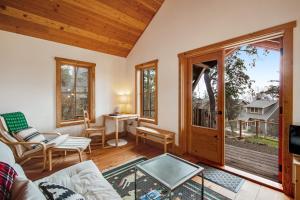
148 70 151 117
74 66 78 118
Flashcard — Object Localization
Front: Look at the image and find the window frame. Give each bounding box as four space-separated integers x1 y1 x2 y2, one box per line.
55 57 95 127
135 59 158 124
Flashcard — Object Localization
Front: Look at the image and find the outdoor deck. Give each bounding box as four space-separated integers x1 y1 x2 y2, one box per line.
225 144 278 181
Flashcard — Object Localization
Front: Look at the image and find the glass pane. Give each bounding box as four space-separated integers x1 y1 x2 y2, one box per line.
192 60 218 128
61 92 75 120
75 93 88 117
142 67 156 119
76 67 89 93
75 67 89 118
61 65 89 121
61 65 75 93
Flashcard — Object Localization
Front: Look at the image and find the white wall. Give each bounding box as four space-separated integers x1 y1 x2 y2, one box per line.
0 30 128 135
126 0 300 143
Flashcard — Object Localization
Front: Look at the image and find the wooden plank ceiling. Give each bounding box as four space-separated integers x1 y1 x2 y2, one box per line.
0 0 164 57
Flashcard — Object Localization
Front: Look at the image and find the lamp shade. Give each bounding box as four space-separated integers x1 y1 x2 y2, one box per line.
118 94 129 104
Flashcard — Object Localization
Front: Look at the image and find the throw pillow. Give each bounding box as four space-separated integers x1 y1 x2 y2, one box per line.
0 112 29 134
39 181 85 200
15 127 48 149
0 161 18 200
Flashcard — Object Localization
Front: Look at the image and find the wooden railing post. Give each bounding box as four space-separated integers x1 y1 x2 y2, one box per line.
239 120 242 139
255 120 259 137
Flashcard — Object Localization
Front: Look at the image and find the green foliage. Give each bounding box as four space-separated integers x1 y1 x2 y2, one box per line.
261 83 279 99
225 46 269 121
225 45 261 99
245 135 278 149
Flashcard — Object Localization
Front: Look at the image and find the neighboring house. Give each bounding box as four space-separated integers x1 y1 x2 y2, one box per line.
235 99 249 113
237 100 279 136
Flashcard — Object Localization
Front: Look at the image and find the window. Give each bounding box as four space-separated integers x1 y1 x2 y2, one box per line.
56 57 95 127
135 60 158 124
249 107 259 113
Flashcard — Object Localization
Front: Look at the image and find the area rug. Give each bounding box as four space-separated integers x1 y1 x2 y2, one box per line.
197 163 245 193
103 157 231 200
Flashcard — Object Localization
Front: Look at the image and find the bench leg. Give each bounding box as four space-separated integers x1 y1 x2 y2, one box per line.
172 142 175 154
48 150 53 171
88 145 92 154
78 150 83 162
42 150 47 171
164 139 167 153
102 131 105 148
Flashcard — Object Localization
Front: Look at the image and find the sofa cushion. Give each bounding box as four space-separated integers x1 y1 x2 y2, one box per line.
0 112 29 134
34 160 122 200
13 163 27 179
0 141 27 178
39 181 85 200
0 130 26 158
11 176 46 200
0 140 16 166
0 162 18 200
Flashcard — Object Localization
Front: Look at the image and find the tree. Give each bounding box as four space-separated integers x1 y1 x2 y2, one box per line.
260 80 279 100
204 69 216 128
192 45 269 131
225 46 269 133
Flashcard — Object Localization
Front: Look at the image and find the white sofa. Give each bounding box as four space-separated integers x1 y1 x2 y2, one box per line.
0 141 122 200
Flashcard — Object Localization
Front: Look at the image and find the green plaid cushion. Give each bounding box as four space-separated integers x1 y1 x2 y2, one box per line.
0 112 29 134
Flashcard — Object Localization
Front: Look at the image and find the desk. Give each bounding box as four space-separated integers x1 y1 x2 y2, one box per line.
103 114 138 147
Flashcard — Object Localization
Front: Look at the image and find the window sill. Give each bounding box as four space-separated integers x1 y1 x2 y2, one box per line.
139 117 157 125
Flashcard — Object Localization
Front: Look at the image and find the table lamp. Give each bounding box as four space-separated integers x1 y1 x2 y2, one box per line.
117 93 129 114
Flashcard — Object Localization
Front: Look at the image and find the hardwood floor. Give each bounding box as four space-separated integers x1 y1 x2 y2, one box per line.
23 138 292 200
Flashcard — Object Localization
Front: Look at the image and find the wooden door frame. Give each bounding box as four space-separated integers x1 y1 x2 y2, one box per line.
178 21 296 196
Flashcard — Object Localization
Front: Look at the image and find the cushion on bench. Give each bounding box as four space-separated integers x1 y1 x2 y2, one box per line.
136 126 160 135
136 126 174 138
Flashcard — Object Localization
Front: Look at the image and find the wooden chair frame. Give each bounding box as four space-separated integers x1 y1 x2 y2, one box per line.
0 137 48 170
83 110 105 148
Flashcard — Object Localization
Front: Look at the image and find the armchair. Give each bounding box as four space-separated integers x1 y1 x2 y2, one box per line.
0 112 91 171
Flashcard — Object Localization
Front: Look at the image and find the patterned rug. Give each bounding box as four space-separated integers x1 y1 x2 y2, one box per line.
197 163 245 193
103 157 231 200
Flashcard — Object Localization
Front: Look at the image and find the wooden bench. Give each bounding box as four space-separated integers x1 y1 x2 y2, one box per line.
136 126 175 153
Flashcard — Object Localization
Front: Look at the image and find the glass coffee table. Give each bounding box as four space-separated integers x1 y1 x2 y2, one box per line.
135 153 204 200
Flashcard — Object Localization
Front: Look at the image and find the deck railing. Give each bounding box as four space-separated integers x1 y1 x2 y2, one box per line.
192 108 216 128
226 119 279 138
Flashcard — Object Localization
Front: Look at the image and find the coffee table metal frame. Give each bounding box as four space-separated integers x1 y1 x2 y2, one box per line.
134 153 204 200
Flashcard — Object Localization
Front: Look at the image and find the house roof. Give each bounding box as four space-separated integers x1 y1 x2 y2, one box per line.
237 99 249 105
244 100 277 108
238 102 279 121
